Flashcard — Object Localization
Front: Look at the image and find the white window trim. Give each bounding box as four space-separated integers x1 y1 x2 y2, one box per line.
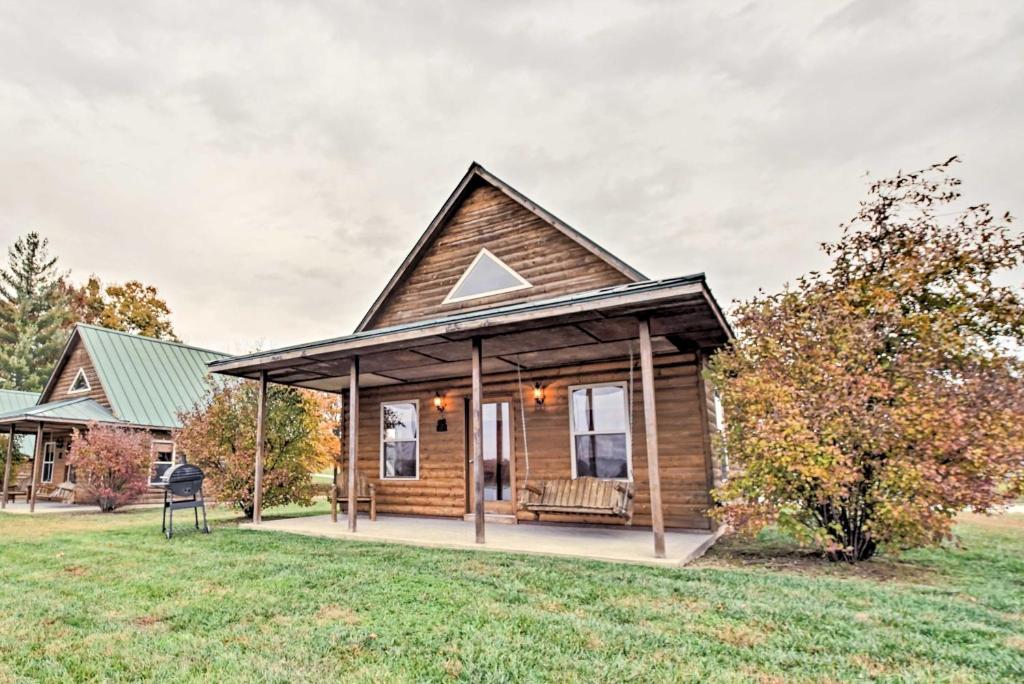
442 248 532 304
42 441 57 483
379 400 420 481
68 368 91 395
568 381 633 481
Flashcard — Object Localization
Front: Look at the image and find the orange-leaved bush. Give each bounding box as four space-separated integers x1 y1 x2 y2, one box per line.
67 423 153 512
707 158 1024 561
176 379 336 519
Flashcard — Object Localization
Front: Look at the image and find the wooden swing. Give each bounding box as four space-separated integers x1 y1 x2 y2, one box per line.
515 351 636 522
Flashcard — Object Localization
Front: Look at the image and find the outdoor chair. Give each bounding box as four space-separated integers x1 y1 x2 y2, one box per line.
337 471 377 521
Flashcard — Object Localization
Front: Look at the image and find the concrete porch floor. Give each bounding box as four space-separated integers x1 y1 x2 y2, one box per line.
0 501 99 515
241 514 721 568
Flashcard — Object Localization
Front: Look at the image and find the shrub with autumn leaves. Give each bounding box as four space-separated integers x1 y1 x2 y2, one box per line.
67 423 153 512
708 158 1024 562
176 379 336 518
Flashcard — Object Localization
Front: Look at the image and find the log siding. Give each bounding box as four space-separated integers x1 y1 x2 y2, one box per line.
348 353 713 530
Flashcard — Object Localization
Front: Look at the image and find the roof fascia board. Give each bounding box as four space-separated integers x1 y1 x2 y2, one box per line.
37 327 81 405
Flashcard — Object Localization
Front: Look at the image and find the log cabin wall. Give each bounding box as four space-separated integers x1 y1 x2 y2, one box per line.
365 184 636 330
350 352 714 530
42 339 110 408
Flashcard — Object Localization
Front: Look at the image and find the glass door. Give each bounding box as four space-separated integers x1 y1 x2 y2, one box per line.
467 400 515 514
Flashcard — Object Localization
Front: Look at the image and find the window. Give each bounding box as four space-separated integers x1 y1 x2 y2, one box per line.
42 442 56 483
151 441 175 482
69 368 90 394
442 248 532 304
569 383 632 480
380 401 419 479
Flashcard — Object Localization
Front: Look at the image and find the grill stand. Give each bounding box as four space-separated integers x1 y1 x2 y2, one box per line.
161 488 210 540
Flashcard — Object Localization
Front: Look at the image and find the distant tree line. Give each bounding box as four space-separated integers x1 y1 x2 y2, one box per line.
0 232 179 392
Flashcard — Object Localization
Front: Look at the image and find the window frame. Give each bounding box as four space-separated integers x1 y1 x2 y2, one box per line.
41 441 57 483
68 368 91 395
441 248 533 304
379 400 420 481
568 381 633 482
150 439 176 484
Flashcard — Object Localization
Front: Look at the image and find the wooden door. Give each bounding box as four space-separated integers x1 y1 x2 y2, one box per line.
466 398 516 514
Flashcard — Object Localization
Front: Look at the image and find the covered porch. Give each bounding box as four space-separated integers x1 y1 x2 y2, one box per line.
210 275 732 559
0 398 114 512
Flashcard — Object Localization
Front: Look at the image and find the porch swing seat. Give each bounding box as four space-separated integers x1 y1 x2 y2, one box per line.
520 477 634 519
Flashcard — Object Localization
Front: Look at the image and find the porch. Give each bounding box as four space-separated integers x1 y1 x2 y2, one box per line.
241 513 720 567
210 275 733 559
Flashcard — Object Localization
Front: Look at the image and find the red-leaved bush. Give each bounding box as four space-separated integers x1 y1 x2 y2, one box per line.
67 423 153 512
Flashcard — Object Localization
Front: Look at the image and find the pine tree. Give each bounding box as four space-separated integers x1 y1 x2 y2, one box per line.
0 233 71 391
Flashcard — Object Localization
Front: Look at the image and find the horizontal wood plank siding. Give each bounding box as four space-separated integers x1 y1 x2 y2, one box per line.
366 185 634 330
44 340 110 408
352 353 713 530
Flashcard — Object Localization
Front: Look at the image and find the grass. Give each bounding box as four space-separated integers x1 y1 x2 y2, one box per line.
0 505 1021 683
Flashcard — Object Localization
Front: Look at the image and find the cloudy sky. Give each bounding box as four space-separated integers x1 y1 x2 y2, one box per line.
0 0 1020 353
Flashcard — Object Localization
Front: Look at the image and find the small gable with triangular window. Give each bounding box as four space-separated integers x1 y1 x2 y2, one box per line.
361 170 642 330
68 368 91 393
443 248 532 304
40 334 111 408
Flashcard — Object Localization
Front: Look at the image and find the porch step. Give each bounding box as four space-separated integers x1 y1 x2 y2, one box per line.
463 512 518 525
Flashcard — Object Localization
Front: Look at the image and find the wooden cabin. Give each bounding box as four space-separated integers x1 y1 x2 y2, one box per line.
210 163 732 557
0 324 228 510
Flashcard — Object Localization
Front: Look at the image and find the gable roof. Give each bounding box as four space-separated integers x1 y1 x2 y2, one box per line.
0 389 41 414
355 162 647 332
39 324 230 429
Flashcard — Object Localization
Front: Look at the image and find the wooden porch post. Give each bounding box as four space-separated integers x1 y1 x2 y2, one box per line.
348 356 359 533
1 425 14 510
29 423 43 513
253 370 268 524
638 319 667 558
471 337 485 544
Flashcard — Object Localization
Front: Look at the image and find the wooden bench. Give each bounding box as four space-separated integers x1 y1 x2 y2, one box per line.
520 477 634 520
336 471 377 521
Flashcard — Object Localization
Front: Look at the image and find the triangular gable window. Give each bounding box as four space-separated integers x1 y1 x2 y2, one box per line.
69 368 91 394
443 248 532 304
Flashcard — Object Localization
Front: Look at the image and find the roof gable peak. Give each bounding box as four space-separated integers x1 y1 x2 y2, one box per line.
355 163 646 332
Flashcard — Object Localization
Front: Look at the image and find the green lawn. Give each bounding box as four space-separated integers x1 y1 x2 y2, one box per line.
0 506 1021 683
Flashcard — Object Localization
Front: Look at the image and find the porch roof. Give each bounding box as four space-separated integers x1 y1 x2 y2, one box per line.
0 396 123 433
209 274 732 392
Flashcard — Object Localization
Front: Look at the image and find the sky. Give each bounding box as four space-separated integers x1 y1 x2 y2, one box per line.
0 0 1021 354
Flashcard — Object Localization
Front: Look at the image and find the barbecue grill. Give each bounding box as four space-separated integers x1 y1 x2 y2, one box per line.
153 462 210 539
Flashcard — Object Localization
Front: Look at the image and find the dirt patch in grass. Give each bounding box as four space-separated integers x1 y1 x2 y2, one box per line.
315 604 361 625
62 565 87 576
133 615 164 629
1006 635 1024 651
714 623 767 648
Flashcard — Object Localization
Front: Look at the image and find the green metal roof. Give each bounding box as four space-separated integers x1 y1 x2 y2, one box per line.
0 396 120 424
0 389 40 414
76 325 230 429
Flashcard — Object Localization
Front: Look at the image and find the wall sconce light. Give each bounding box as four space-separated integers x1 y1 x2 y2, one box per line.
434 392 448 432
533 382 545 407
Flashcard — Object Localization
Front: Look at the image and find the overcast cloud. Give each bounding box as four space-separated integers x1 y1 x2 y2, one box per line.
0 0 1021 353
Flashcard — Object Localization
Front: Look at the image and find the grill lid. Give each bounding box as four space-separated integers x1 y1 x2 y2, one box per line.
161 463 204 484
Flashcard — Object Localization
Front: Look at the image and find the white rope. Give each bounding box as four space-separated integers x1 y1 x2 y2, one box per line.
516 354 531 486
